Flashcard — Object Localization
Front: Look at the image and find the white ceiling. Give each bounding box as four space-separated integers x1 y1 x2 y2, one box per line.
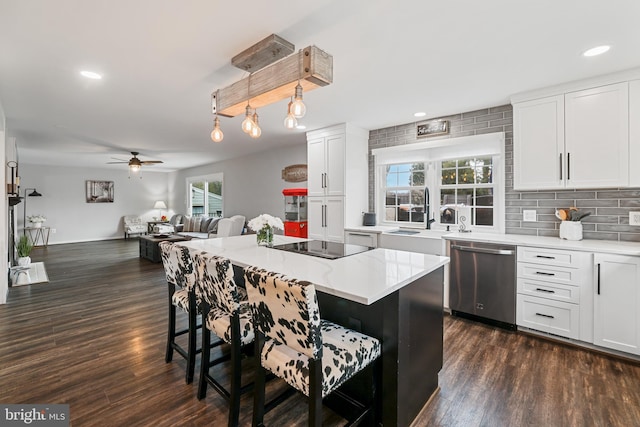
1 0 639 172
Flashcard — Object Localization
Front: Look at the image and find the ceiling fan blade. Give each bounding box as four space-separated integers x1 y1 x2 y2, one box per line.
140 160 163 164
106 161 129 164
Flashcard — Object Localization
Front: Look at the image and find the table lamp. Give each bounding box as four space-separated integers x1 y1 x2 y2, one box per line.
154 201 167 219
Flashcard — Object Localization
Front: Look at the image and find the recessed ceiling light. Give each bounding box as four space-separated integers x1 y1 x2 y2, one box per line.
583 45 610 57
296 124 306 130
414 112 427 117
80 70 102 79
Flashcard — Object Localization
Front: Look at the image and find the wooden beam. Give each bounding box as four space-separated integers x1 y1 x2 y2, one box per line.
231 34 295 72
213 46 333 118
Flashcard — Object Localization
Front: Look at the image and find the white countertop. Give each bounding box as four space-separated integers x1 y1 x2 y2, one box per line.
442 232 640 256
179 235 449 305
345 225 400 234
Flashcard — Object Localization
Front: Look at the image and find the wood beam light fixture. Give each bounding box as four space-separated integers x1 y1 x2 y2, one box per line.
210 34 333 142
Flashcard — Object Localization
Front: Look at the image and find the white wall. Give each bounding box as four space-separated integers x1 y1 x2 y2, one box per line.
1 101 7 304
19 164 170 244
170 144 307 222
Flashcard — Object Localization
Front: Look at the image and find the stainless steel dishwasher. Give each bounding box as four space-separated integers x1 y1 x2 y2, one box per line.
449 240 517 330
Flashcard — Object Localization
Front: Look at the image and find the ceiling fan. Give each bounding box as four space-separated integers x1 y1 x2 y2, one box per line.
107 152 163 172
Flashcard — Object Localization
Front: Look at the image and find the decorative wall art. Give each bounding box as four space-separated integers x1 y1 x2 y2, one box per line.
86 180 114 203
281 164 308 182
417 119 450 138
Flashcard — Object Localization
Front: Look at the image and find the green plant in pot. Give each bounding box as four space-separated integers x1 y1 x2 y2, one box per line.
17 235 33 266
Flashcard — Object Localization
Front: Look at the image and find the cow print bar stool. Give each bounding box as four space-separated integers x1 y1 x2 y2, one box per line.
244 266 382 427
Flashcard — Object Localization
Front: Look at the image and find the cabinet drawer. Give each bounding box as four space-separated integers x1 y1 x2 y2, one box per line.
517 246 590 268
517 294 579 339
517 263 584 286
344 231 377 248
517 278 580 304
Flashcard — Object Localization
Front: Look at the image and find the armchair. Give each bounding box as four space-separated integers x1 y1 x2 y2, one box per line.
123 216 147 239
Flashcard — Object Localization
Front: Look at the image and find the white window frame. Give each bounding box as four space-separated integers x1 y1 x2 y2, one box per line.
373 133 505 233
186 173 223 217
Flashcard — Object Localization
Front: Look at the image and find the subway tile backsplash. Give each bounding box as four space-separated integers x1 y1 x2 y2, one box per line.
368 104 640 242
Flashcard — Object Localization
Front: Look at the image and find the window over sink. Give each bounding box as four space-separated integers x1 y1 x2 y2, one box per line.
373 133 504 233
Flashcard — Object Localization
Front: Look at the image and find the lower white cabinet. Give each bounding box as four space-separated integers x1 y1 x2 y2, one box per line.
308 196 344 243
517 294 580 339
344 230 378 247
593 253 640 355
516 246 592 341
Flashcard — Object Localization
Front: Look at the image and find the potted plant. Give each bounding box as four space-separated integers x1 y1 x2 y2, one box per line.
17 235 33 266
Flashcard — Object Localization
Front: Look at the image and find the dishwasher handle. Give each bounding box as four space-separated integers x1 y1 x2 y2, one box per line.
451 244 515 256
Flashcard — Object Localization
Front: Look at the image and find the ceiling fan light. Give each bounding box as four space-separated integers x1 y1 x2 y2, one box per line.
211 116 224 142
291 82 306 118
129 164 141 173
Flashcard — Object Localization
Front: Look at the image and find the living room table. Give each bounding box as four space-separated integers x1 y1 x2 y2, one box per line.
25 226 51 247
179 234 449 426
139 234 190 263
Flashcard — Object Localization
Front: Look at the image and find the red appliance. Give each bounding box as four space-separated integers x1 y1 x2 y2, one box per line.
283 188 308 238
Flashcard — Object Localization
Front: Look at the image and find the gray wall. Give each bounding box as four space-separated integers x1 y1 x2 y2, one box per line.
169 143 307 224
19 164 170 244
368 104 640 242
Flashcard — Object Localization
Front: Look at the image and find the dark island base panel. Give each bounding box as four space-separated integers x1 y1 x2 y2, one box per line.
317 267 444 426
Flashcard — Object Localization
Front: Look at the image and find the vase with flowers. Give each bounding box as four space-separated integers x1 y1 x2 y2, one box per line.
28 214 47 228
248 214 284 247
555 207 591 241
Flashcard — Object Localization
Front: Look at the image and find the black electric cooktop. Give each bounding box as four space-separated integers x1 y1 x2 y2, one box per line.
271 240 374 260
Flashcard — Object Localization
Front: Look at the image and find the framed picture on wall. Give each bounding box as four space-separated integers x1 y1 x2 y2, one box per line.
86 180 114 203
417 119 449 138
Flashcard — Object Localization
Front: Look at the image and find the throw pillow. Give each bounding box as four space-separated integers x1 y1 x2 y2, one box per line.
200 217 213 233
182 216 193 232
192 217 202 233
208 217 221 233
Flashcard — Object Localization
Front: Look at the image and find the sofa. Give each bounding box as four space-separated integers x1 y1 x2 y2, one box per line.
154 215 246 239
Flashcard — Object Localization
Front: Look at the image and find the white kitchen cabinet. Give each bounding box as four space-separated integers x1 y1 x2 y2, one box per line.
516 247 593 341
593 253 640 355
307 124 369 243
513 95 564 190
308 196 345 242
513 81 629 190
344 230 378 247
629 80 640 186
564 83 629 188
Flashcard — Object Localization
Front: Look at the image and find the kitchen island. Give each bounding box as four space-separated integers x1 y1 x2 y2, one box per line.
180 234 449 426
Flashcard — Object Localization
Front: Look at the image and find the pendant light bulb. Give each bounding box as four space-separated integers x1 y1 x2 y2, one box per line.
211 116 224 142
284 98 298 129
291 82 306 118
250 111 261 139
241 103 254 134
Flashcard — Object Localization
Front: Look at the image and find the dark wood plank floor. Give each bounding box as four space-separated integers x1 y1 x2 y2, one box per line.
1 239 640 426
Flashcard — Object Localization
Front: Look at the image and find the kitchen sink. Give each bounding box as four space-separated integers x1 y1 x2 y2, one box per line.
388 229 421 235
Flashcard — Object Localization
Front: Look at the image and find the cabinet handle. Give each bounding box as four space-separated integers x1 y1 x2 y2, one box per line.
535 255 556 260
535 288 555 294
322 173 327 189
559 153 563 180
535 313 555 319
323 204 327 227
567 152 571 180
535 271 555 276
597 263 601 295
348 233 370 237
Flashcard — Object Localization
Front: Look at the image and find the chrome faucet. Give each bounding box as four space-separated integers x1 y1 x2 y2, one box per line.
424 187 436 229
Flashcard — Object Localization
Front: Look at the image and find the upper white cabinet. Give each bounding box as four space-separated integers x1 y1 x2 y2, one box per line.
593 253 640 355
564 83 629 189
630 80 640 186
513 95 564 190
307 133 346 197
513 82 629 190
306 123 369 242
